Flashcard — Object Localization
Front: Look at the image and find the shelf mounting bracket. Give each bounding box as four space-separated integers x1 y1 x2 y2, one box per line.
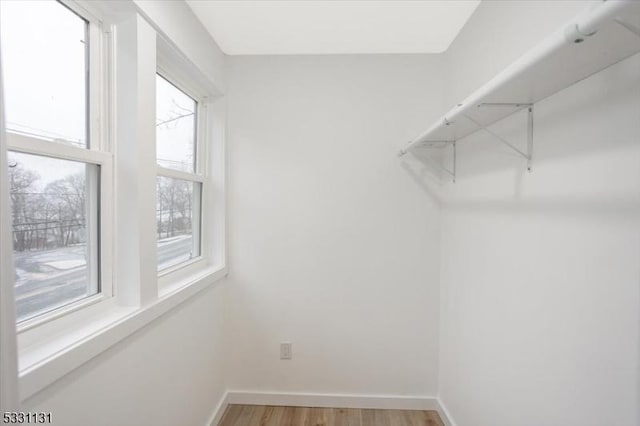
414 140 456 183
526 106 534 172
464 105 534 172
477 102 532 108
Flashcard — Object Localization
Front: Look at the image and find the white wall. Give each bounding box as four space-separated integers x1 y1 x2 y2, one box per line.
438 2 640 425
22 284 227 426
225 54 445 397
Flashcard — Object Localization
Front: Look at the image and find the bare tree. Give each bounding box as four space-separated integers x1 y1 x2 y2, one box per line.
8 157 87 252
45 173 86 247
157 177 192 240
8 161 39 251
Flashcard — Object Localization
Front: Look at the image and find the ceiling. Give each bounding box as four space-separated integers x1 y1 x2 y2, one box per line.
186 1 481 55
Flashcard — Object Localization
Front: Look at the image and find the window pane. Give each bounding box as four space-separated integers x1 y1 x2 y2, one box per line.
157 177 201 271
0 0 88 147
8 152 99 322
156 75 197 172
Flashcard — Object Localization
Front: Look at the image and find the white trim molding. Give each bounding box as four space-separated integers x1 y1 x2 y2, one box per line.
436 397 456 426
212 391 454 426
207 391 230 426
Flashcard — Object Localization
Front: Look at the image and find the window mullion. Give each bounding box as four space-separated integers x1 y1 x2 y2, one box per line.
114 14 158 307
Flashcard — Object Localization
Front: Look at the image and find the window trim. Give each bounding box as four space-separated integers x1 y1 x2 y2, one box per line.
18 264 227 400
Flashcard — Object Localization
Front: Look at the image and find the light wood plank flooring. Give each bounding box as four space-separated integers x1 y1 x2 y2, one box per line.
218 405 444 426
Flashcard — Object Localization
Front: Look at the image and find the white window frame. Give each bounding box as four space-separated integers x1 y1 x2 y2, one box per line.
6 0 114 333
155 38 221 291
155 71 207 279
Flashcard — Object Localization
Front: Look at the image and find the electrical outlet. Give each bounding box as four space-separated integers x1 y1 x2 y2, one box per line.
280 342 292 360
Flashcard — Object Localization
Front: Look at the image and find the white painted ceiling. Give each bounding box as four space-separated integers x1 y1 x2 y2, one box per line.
186 1 481 55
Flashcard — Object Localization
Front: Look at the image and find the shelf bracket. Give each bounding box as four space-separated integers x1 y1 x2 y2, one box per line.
463 106 534 172
398 140 452 156
452 141 457 183
477 102 532 108
414 140 456 183
416 140 451 148
527 106 534 172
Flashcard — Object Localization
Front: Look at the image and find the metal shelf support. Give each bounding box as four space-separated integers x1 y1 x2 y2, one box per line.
464 104 534 172
452 141 457 183
527 106 534 172
412 140 457 183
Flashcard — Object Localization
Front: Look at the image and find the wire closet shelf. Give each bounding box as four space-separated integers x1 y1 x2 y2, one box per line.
398 0 640 182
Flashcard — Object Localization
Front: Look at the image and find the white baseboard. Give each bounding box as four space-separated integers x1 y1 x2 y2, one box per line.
215 391 453 425
436 397 456 426
207 391 229 426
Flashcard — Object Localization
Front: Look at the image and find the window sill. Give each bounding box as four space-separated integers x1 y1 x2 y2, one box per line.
17 265 227 401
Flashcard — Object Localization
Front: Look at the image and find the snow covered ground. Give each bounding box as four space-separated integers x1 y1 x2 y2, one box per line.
13 234 193 321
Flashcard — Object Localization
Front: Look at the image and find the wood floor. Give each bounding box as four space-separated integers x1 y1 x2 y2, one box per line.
218 405 445 426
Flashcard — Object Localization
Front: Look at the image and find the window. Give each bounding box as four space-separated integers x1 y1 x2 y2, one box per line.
1 0 111 324
8 153 99 321
155 74 203 272
0 0 226 399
